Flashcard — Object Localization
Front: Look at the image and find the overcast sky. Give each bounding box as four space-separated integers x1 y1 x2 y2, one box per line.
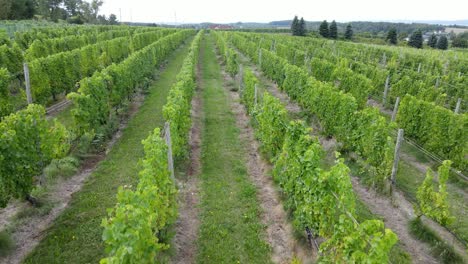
99 0 468 24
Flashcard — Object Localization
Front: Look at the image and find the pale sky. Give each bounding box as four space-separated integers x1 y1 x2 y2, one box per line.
99 0 468 24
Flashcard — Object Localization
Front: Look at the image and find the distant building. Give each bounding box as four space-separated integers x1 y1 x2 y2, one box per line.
209 24 234 30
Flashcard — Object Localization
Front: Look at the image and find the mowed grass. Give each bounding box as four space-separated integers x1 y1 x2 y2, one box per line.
195 34 271 263
23 38 193 264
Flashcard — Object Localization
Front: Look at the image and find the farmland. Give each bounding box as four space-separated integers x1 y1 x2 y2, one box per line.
0 21 467 264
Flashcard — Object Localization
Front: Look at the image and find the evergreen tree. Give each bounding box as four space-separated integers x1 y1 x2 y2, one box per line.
329 20 338 39
428 33 437 48
344 24 353 40
319 20 329 38
436 35 448 50
409 29 423 49
386 28 398 45
291 16 299 36
298 17 306 36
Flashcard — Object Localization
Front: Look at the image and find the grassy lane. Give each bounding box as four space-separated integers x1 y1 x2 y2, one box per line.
23 38 193 264
195 34 271 263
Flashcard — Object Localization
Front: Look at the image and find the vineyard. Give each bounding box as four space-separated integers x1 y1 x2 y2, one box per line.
0 22 466 264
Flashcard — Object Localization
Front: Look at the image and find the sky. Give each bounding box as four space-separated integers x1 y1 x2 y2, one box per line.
99 0 468 24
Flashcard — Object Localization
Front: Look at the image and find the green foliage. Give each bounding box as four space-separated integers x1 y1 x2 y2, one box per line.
417 160 455 226
319 20 329 38
226 49 238 77
0 43 23 77
329 20 338 39
101 128 177 263
330 65 372 107
28 28 176 105
70 30 194 136
344 24 353 40
236 53 397 261
240 67 258 114
320 219 398 263
291 16 306 37
255 93 289 160
408 29 423 49
0 67 12 118
163 31 202 157
291 15 299 36
428 33 437 48
451 32 468 48
298 17 306 37
436 35 448 50
0 104 70 207
397 95 467 171
386 28 398 45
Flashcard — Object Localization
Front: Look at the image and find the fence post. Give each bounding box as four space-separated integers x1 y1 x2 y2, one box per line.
435 77 440 88
239 64 244 93
163 122 175 182
24 63 32 104
390 129 404 186
391 97 400 122
417 63 422 73
455 98 462 114
254 84 258 106
383 75 390 105
258 49 262 68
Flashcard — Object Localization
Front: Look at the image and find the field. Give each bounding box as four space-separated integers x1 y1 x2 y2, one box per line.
0 22 467 264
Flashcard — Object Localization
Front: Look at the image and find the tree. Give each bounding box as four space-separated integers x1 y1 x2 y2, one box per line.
436 35 448 50
452 32 468 48
291 15 299 36
408 29 423 49
0 0 12 20
319 20 329 38
386 28 397 45
298 17 306 36
109 14 118 25
428 33 437 48
329 20 338 39
344 24 353 40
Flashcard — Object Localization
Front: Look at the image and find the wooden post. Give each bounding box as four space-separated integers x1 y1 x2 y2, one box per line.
435 77 440 88
239 64 244 93
254 84 258 106
271 39 276 51
383 75 390 105
417 63 422 73
23 63 32 104
258 49 262 68
163 122 175 182
455 98 462 114
458 72 462 78
391 97 400 122
443 61 448 75
390 129 404 185
382 53 387 66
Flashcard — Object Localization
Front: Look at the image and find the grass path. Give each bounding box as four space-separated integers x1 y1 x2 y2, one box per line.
195 33 271 263
22 39 193 264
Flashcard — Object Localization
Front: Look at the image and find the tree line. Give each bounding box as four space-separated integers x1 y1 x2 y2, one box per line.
291 18 354 40
0 0 118 24
290 16 463 50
